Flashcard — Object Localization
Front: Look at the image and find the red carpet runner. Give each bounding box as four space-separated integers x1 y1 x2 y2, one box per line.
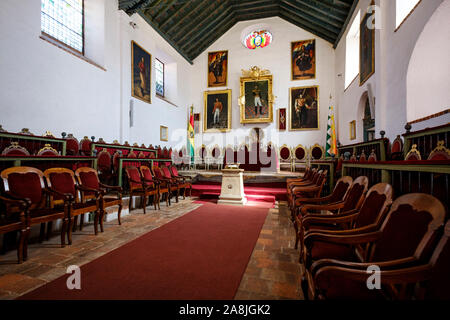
20 203 268 300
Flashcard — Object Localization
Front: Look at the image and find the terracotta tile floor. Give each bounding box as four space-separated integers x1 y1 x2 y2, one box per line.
0 198 303 300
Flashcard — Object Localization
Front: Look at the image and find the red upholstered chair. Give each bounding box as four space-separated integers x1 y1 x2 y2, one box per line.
138 151 146 159
0 167 70 248
148 152 156 159
279 145 292 171
79 136 92 156
390 135 404 160
295 176 369 258
288 169 326 209
97 148 113 184
286 167 314 187
140 166 168 208
1 142 30 156
44 168 101 240
306 193 446 300
405 144 422 161
169 165 192 198
112 151 121 174
163 147 169 159
125 166 158 214
37 144 59 156
350 152 357 162
160 165 180 203
157 146 162 159
427 141 450 160
359 151 367 162
0 195 28 263
293 144 307 172
152 165 175 205
74 167 122 232
310 144 325 160
302 183 393 270
127 149 137 158
367 149 377 162
65 134 79 156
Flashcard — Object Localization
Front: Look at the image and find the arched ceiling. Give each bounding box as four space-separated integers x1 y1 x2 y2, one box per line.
119 0 358 64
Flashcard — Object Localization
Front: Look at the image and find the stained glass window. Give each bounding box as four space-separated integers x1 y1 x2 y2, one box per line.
243 30 272 49
155 59 164 97
41 0 84 53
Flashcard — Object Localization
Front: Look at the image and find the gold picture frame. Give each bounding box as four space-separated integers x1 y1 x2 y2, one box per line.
289 85 319 131
160 125 168 141
207 50 228 88
239 67 274 124
350 120 356 140
203 89 232 133
131 41 152 104
291 39 316 81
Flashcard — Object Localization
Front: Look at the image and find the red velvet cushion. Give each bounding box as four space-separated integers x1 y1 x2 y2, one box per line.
148 153 156 159
66 138 79 155
3 149 29 156
406 153 420 161
372 204 432 261
280 147 290 160
310 241 354 261
295 148 305 160
79 171 99 190
127 168 141 188
142 168 153 181
80 140 91 154
38 150 58 156
153 168 164 179
49 172 76 199
311 147 323 159
162 167 172 178
428 153 449 161
178 150 183 157
355 192 387 228
170 166 179 177
391 140 402 154
8 172 42 204
329 181 350 203
98 152 111 170
342 183 365 212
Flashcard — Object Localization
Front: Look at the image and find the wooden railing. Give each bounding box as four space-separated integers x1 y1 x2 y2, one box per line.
0 131 67 156
403 123 450 160
338 138 389 161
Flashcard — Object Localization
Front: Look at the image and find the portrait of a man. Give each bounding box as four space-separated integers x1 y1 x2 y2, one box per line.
203 89 231 132
291 39 316 80
289 86 319 130
360 8 375 86
131 41 151 103
208 51 228 87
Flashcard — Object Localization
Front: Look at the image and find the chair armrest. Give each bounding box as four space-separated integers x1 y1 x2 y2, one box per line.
311 256 419 276
0 195 29 212
99 183 123 193
304 230 381 248
302 212 359 229
76 184 104 197
2 193 32 208
300 201 345 215
293 185 321 195
44 188 74 202
304 223 378 237
295 195 334 206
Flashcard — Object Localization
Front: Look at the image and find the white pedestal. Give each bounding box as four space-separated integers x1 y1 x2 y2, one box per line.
218 168 247 206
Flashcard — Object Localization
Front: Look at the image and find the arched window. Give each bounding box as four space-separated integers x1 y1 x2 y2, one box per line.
363 98 375 142
396 0 421 29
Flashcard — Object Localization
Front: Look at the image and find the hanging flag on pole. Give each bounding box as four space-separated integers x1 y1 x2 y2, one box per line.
187 105 195 165
326 104 337 158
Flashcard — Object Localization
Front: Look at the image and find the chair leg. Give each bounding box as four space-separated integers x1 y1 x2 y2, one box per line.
167 192 171 206
79 214 84 231
94 210 100 235
39 223 45 243
143 195 147 214
46 221 53 241
72 215 78 232
67 217 74 245
17 230 25 264
23 227 30 261
153 194 157 211
60 219 67 247
118 203 123 225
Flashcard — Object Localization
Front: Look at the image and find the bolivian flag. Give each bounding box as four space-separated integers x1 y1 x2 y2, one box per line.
188 105 195 164
326 105 337 157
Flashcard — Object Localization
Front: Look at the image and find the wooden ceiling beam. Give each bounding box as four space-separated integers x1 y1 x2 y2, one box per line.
172 0 229 41
333 0 359 48
292 0 347 23
278 9 336 43
164 0 205 35
280 2 340 36
177 0 233 45
152 0 177 25
158 0 193 30
182 8 235 52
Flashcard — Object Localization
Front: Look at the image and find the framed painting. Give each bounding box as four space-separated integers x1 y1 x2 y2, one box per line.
350 121 356 140
208 50 228 87
160 126 168 141
289 86 319 131
203 89 231 132
131 41 151 103
291 39 316 81
278 108 286 130
239 67 273 124
360 6 375 86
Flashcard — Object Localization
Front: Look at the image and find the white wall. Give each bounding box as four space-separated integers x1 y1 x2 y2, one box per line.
406 0 450 123
190 17 336 151
0 0 190 148
335 0 446 145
